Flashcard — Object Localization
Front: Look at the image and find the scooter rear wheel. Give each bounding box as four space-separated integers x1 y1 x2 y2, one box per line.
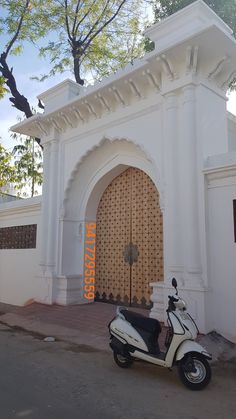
178 353 211 390
113 351 133 368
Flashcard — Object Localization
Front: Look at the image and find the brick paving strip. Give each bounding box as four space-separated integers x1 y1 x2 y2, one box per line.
1 302 236 363
0 302 167 352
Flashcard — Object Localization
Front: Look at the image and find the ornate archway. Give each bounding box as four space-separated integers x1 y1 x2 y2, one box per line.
59 138 163 307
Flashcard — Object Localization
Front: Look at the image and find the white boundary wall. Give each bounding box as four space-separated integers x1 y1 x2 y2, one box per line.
0 197 45 306
6 1 236 341
206 165 236 342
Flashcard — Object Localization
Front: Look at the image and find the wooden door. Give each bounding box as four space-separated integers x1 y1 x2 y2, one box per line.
95 167 163 308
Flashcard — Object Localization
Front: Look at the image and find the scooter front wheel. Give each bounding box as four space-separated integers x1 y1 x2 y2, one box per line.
178 353 211 390
113 351 133 368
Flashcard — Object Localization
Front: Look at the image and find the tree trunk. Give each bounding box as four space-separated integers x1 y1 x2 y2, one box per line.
0 53 42 148
73 56 84 85
72 42 84 85
0 53 33 118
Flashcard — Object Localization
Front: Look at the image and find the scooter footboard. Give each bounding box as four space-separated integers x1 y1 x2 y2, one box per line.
175 341 212 361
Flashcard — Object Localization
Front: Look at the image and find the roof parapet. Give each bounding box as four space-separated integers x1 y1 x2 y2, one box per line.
37 79 83 114
144 0 233 52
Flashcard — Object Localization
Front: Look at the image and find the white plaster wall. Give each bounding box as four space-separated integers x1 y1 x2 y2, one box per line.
227 114 236 151
206 173 236 342
196 85 228 159
0 197 46 306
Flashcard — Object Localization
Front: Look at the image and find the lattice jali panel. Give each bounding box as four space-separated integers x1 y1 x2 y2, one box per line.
0 224 37 249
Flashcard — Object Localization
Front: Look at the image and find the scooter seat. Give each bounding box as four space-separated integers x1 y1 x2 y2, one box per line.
120 309 162 335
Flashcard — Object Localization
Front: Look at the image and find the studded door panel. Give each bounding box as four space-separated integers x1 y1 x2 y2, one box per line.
131 168 164 308
95 169 131 305
95 167 163 308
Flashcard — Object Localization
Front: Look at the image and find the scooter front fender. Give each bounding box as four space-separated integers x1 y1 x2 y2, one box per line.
175 340 212 362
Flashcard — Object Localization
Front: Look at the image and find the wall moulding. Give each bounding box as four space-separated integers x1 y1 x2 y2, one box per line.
0 199 41 218
205 165 236 183
62 136 163 218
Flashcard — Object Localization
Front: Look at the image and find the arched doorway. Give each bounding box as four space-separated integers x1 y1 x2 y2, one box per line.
95 167 163 308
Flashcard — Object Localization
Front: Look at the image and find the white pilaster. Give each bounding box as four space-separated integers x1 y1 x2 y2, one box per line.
46 140 59 269
164 93 183 275
181 85 202 285
39 142 51 268
38 138 59 304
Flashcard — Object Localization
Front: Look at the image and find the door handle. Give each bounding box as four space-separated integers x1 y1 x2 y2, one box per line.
123 242 139 266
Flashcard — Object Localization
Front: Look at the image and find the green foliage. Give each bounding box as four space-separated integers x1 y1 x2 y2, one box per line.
0 76 8 98
0 1 50 53
0 132 43 197
0 143 17 189
11 134 43 197
0 1 49 121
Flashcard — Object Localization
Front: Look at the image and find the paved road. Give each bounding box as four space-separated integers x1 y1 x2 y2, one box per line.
0 323 235 419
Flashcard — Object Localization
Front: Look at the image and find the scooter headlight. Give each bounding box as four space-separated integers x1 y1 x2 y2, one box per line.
174 298 187 310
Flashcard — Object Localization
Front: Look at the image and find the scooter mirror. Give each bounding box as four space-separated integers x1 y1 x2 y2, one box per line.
172 277 178 289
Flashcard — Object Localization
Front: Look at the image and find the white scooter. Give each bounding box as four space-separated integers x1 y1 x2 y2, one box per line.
108 278 212 390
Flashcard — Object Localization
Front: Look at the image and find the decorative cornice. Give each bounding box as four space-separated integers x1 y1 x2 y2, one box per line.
0 197 41 217
204 164 236 185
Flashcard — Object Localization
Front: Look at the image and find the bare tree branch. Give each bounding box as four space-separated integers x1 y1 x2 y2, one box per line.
83 0 127 50
82 0 112 45
0 55 42 148
72 0 82 38
64 0 73 41
74 0 97 37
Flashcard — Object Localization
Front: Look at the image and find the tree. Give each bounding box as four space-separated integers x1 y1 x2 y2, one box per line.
0 1 44 116
0 143 17 189
0 0 50 146
37 0 146 85
12 134 43 197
